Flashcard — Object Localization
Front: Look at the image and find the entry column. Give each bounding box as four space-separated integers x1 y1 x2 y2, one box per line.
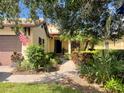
68 40 71 54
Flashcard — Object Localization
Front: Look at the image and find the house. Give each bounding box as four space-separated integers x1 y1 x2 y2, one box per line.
0 19 124 66
0 19 70 65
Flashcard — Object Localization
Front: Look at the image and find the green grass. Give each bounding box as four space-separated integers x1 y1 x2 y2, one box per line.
0 83 81 93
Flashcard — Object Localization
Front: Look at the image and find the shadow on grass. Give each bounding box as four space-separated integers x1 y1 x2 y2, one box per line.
34 71 104 93
51 84 104 93
0 72 12 82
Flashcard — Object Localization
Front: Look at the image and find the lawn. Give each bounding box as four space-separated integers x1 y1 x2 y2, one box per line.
0 83 81 93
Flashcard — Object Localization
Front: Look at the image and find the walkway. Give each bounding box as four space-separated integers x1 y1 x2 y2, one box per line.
0 60 104 92
0 60 77 83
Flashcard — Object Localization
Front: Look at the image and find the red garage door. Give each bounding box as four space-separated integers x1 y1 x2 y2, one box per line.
0 35 22 65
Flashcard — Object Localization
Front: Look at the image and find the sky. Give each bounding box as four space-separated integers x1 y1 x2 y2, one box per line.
19 0 30 18
108 2 116 15
19 0 43 18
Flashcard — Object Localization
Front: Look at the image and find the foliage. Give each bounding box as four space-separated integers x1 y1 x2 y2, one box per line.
64 53 71 60
71 51 79 64
0 0 19 19
24 0 123 40
0 83 81 93
0 1 124 50
110 50 124 60
105 78 124 93
71 51 95 64
26 45 61 72
43 52 62 72
109 50 124 80
79 50 124 84
21 60 34 71
11 52 24 67
26 45 44 71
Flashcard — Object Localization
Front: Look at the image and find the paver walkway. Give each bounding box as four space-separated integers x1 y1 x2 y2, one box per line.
0 60 104 92
0 60 77 83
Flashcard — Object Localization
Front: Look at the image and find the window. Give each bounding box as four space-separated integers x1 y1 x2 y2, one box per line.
39 37 42 45
27 27 30 36
24 27 27 35
39 37 44 46
23 27 30 36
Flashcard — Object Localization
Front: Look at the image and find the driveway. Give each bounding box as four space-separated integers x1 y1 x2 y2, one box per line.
0 66 14 82
0 66 14 72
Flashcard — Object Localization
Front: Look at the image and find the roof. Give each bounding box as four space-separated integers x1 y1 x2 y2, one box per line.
1 18 60 38
47 24 60 35
3 18 44 27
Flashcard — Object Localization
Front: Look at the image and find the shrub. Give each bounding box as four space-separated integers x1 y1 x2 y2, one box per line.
79 50 124 84
11 52 24 67
71 51 94 64
71 51 79 64
21 60 34 71
105 78 124 93
26 45 44 71
43 52 61 72
110 50 124 61
46 52 56 58
64 53 71 60
25 46 61 72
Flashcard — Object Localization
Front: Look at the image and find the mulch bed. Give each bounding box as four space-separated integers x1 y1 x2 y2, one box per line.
12 70 44 75
12 66 60 75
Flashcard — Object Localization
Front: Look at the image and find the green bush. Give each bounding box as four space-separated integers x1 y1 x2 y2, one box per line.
26 45 45 71
21 60 34 71
105 78 124 93
64 53 70 60
79 50 124 84
110 50 124 61
25 46 61 72
46 52 56 58
43 53 61 71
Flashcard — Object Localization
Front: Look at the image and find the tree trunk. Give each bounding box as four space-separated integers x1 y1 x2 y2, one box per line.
90 42 95 50
104 40 109 49
83 40 89 51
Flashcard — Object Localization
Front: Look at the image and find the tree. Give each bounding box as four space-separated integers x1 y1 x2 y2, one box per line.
0 0 19 22
0 0 124 50
37 0 123 50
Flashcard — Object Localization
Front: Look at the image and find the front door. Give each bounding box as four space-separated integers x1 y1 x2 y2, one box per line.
54 40 62 53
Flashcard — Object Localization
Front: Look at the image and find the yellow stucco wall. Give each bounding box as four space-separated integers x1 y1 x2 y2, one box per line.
31 26 51 52
48 37 69 53
62 40 68 52
48 38 54 52
0 26 56 56
95 37 124 49
50 37 69 53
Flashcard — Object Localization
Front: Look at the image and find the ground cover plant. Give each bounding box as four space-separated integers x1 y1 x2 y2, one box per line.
105 78 124 93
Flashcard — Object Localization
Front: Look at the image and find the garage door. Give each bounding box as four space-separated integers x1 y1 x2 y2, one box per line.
0 35 22 65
